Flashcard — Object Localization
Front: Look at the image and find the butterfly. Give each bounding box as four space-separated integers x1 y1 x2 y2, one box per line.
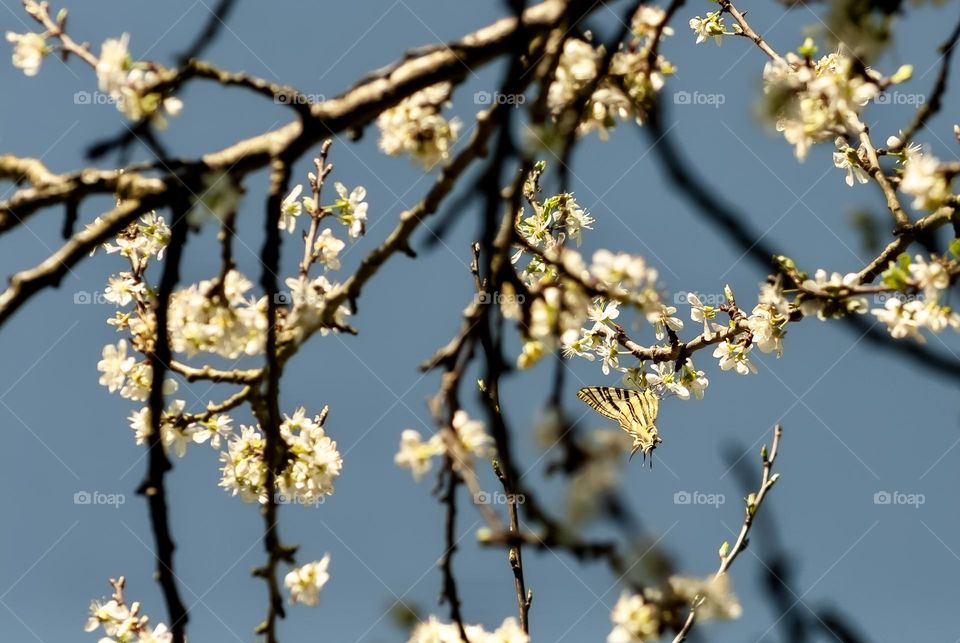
576 386 662 463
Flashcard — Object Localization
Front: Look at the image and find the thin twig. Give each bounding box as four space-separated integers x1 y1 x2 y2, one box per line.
673 424 783 642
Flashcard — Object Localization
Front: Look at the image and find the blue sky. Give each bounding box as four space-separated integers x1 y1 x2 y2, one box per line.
1 1 959 641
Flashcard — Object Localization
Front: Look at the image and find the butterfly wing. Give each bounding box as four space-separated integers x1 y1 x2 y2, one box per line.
577 387 662 459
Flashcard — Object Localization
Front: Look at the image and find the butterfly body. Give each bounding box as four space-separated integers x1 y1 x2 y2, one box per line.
576 386 662 461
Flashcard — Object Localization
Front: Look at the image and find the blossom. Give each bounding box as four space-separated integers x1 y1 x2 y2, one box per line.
687 293 718 338
97 340 136 393
900 147 951 211
6 31 47 76
191 414 233 449
219 408 342 505
394 429 444 481
669 573 742 621
689 11 731 46
607 591 660 642
747 304 786 357
588 299 621 327
284 555 331 606
799 269 867 319
167 269 268 359
332 182 368 239
407 616 528 643
590 250 656 292
94 34 182 124
908 255 950 299
871 297 926 343
377 83 461 169
84 586 171 642
96 35 131 96
452 410 494 460
763 50 881 160
279 184 304 233
313 228 345 269
646 361 689 399
104 274 144 306
599 334 625 375
832 140 869 187
713 341 757 375
647 304 683 340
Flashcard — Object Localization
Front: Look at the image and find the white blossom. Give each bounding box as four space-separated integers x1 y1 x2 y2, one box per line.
313 228 345 269
333 182 368 239
279 184 304 233
284 555 331 606
713 341 757 375
900 147 951 211
6 31 47 76
377 83 461 169
394 429 444 481
607 591 660 642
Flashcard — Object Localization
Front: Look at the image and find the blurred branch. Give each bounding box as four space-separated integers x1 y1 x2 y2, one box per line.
139 196 190 643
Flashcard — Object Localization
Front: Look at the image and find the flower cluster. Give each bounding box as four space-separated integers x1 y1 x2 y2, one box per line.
545 6 675 138
871 254 960 342
95 34 182 124
608 574 741 642
762 44 901 160
688 11 739 46
167 270 268 359
97 339 178 402
219 407 343 505
395 410 494 480
408 616 528 643
6 29 48 76
898 145 953 211
284 555 331 607
279 181 368 242
377 82 461 169
84 581 172 643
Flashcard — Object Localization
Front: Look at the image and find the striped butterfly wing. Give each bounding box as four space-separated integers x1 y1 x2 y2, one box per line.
577 387 662 460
